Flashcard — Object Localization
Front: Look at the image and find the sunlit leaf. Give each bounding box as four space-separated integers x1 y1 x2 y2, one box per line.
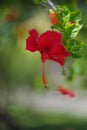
65 23 83 39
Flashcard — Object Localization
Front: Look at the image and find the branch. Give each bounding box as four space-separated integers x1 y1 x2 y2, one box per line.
47 0 56 10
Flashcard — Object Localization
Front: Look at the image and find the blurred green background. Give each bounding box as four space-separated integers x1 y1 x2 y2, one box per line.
0 0 87 130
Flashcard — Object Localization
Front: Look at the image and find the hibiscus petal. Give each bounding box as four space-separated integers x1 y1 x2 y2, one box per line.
41 51 51 62
51 56 65 66
26 29 70 66
57 86 75 97
29 29 38 39
69 91 75 97
26 29 38 52
50 43 71 66
38 30 62 50
41 51 65 66
58 86 69 95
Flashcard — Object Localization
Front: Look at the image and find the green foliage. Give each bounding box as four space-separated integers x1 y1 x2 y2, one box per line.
34 0 47 4
56 5 70 23
51 5 86 58
67 39 86 58
64 23 83 39
70 11 81 22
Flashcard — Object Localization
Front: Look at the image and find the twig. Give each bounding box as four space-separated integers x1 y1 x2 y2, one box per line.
47 0 56 10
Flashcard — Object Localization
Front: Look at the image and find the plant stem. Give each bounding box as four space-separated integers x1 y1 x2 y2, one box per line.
47 0 56 10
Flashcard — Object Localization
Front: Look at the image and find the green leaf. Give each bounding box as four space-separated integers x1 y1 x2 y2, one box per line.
56 5 70 23
65 23 83 39
70 10 81 22
51 24 64 32
67 39 86 58
71 53 81 58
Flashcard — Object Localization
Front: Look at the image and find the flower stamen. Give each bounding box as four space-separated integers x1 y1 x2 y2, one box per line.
42 62 48 89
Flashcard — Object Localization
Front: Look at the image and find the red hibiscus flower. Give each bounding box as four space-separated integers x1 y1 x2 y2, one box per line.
26 29 70 88
49 11 59 24
57 86 75 97
26 29 70 65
